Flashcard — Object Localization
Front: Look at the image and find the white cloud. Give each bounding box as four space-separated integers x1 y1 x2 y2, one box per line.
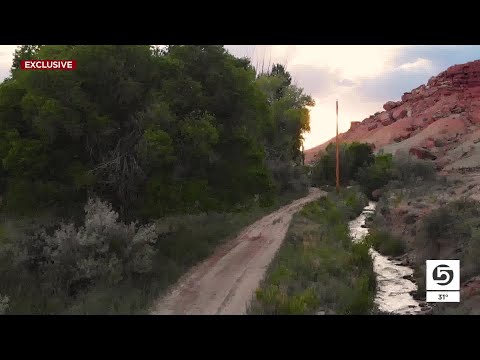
287 64 339 99
337 79 356 87
398 58 433 71
289 45 406 79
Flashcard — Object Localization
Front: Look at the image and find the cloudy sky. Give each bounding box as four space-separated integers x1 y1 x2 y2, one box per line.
2 45 480 149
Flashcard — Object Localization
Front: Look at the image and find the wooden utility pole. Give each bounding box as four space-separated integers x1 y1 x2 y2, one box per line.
336 99 340 193
301 144 305 165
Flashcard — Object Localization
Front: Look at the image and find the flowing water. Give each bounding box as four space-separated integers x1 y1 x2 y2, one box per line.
349 202 425 315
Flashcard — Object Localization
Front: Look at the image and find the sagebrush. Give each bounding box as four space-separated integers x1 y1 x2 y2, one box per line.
0 198 158 313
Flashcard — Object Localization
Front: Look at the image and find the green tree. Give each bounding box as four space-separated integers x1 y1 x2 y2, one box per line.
311 142 374 187
11 45 42 73
0 45 313 219
356 153 393 197
256 64 314 194
1 45 157 217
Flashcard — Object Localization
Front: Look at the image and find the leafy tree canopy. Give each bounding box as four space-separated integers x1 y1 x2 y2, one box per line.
0 46 314 220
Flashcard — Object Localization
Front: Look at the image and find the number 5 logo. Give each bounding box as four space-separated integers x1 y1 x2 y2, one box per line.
426 260 460 292
432 264 454 286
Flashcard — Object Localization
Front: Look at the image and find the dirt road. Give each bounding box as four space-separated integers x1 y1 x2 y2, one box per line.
150 188 325 315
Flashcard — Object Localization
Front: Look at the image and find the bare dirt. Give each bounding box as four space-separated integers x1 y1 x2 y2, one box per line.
150 187 326 315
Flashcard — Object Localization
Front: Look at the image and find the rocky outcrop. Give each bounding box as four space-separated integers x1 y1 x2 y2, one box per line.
423 138 436 149
451 105 465 114
304 59 480 165
462 276 480 299
383 101 401 111
381 118 395 126
349 121 361 130
371 189 382 200
444 165 480 174
409 147 437 160
394 134 411 142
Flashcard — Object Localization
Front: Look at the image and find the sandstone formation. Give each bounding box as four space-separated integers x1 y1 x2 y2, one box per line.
305 60 480 170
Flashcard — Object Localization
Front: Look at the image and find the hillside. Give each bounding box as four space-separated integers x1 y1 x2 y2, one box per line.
305 59 480 171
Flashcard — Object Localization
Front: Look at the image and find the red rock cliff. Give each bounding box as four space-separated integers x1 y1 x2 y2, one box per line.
304 59 480 169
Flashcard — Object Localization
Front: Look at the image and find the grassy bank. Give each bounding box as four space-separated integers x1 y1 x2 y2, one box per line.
0 190 307 315
248 188 376 315
416 199 480 314
368 174 480 314
364 230 406 257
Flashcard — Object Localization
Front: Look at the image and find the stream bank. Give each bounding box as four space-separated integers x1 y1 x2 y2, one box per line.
348 201 430 315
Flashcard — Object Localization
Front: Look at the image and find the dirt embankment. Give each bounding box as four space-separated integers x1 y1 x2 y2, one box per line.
150 188 325 315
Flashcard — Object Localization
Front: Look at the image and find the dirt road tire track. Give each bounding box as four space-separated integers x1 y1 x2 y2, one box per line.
150 188 325 315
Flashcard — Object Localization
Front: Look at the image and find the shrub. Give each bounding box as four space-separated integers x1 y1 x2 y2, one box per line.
310 143 434 201
253 285 320 315
338 272 376 315
462 228 480 280
365 229 406 256
434 139 445 147
416 199 480 260
0 198 158 313
412 200 480 314
341 187 369 218
421 206 451 254
266 159 309 195
416 199 480 274
250 189 376 315
349 151 436 199
41 198 158 289
391 151 436 184
1 190 309 314
0 294 9 315
311 142 374 187
356 153 394 198
414 264 426 296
